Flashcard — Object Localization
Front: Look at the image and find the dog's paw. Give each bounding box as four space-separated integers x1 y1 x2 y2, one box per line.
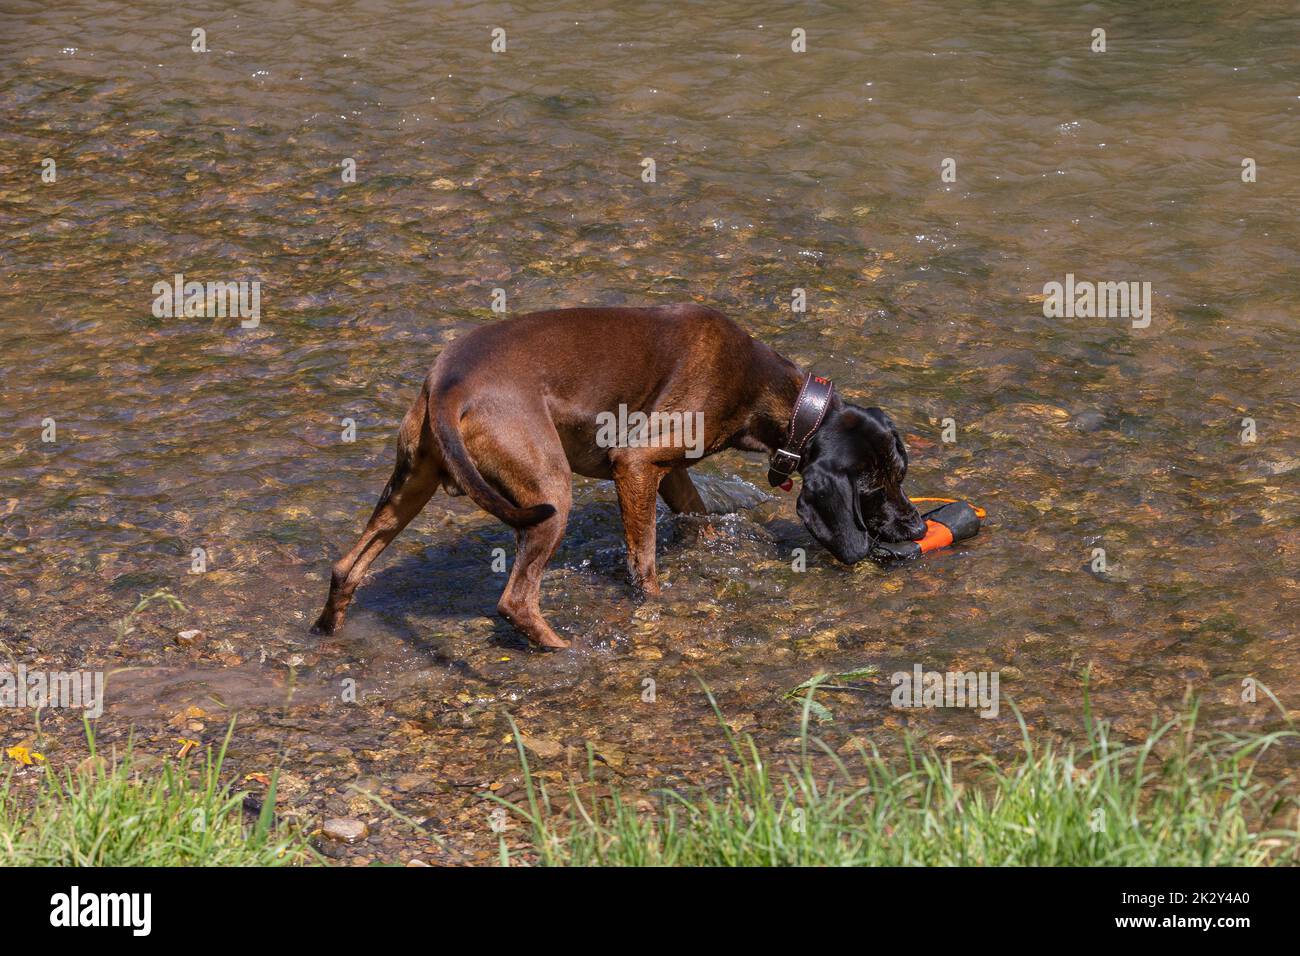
310 612 339 636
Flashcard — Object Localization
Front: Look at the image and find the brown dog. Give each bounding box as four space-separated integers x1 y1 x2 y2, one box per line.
313 304 925 648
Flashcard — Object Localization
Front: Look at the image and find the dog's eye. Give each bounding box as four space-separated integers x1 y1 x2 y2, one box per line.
856 477 884 496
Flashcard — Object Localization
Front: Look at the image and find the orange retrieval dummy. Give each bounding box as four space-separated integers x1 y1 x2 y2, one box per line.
870 498 985 562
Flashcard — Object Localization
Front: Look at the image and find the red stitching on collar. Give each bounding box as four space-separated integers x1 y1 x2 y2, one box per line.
790 375 831 452
786 374 812 447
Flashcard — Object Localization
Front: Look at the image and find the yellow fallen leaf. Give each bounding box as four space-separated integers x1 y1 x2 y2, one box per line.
175 738 200 758
6 745 45 765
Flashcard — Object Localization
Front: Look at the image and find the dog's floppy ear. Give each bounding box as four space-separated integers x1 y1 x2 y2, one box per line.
796 456 871 565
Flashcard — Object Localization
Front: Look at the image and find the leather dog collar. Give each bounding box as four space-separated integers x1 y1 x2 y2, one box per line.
767 373 834 489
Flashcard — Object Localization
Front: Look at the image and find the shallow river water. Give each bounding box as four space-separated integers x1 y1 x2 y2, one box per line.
2 1 1297 862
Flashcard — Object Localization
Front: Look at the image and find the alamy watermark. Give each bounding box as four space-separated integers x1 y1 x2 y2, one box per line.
1 666 105 718
595 405 705 458
151 273 261 328
1041 273 1151 328
50 886 151 936
891 665 1000 718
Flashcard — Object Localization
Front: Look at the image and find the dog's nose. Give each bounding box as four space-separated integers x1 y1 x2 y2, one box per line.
904 513 928 539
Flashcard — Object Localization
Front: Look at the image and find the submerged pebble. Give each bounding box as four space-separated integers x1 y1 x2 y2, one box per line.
321 818 369 845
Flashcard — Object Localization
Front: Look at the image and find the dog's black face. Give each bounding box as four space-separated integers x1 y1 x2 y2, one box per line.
796 403 927 564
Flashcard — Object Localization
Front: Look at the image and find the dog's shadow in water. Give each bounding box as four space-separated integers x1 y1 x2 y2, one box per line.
344 500 640 662
341 474 781 666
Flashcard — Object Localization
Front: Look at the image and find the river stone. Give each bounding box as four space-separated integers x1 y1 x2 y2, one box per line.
395 772 425 792
130 753 163 773
76 755 108 776
520 735 563 759
1070 410 1106 432
322 817 369 844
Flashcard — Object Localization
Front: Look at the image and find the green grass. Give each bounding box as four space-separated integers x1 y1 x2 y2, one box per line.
4 694 1295 867
0 723 314 866
493 691 1300 867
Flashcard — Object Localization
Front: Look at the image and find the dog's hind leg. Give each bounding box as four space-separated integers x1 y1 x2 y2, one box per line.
496 473 572 650
313 402 440 635
445 407 574 649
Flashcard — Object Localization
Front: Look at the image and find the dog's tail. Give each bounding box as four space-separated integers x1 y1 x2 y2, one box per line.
432 400 556 529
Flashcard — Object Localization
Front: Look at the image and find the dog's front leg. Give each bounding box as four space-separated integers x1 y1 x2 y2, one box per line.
613 460 666 596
